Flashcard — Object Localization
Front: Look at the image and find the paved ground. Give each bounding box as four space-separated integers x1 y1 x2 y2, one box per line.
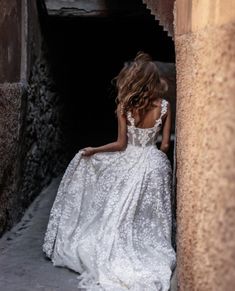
0 176 177 291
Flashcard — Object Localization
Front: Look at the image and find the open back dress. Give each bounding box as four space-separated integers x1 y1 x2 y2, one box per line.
43 98 176 291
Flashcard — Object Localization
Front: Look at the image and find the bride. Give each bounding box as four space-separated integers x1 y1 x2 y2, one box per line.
43 51 176 290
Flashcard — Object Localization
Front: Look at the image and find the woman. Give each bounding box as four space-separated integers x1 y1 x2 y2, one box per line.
43 52 176 290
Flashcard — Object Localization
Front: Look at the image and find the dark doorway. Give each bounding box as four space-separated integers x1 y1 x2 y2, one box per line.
43 10 175 161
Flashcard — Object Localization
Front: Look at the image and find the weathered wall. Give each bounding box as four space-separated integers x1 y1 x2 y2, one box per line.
175 0 235 290
0 0 23 234
0 0 66 236
0 83 24 233
19 0 66 214
18 54 66 215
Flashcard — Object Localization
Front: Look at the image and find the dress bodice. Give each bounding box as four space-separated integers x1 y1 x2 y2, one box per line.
126 99 168 147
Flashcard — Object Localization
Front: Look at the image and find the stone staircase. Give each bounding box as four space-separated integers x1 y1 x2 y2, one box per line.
142 0 174 38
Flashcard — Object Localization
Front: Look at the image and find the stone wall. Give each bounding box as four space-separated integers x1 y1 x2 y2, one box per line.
0 83 24 233
18 53 66 214
175 1 235 290
0 0 67 236
0 0 23 235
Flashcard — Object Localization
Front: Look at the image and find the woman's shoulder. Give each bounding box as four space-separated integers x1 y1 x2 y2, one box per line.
152 97 169 110
160 98 170 116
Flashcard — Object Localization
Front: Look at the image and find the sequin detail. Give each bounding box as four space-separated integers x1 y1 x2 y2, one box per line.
42 98 176 290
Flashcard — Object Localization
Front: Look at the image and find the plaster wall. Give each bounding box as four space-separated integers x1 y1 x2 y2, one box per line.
175 1 235 289
176 0 235 34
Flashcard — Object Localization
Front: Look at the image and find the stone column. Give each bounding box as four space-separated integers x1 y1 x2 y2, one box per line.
175 1 235 290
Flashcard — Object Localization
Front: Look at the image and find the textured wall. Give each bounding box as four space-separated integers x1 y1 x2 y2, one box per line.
0 0 23 235
175 7 235 291
0 83 24 234
175 0 235 35
0 1 66 236
18 54 66 216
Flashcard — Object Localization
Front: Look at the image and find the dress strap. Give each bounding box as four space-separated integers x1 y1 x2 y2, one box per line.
127 100 168 126
160 99 168 118
126 111 135 126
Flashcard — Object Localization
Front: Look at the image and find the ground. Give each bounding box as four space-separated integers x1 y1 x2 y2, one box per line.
0 176 177 291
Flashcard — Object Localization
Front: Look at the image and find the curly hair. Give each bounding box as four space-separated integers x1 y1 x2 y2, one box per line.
114 52 168 119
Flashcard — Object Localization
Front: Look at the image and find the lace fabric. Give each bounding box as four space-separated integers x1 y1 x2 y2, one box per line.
42 98 176 290
126 99 168 147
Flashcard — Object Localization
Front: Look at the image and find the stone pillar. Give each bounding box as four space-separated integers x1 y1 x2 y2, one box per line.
175 1 235 290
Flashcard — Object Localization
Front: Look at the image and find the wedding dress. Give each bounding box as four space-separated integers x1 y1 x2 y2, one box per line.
43 98 176 290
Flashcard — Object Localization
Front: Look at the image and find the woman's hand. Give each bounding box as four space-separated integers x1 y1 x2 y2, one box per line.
80 147 96 157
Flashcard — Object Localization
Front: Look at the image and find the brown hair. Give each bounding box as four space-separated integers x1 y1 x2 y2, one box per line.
114 52 168 118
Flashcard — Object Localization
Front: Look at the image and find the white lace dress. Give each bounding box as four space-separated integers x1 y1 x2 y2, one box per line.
43 99 176 291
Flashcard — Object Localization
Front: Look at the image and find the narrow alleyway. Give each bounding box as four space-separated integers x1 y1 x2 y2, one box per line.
0 175 177 291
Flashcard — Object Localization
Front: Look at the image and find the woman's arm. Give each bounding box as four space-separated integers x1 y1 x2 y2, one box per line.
81 104 127 156
160 101 171 153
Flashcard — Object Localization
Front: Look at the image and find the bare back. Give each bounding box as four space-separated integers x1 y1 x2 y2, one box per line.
127 98 165 129
125 98 171 153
